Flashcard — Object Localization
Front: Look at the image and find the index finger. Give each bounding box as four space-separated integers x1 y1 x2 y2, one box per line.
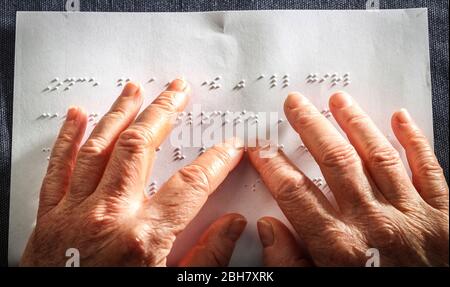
94 78 190 200
248 147 341 243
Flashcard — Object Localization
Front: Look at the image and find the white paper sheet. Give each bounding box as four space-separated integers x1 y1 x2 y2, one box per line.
9 9 433 266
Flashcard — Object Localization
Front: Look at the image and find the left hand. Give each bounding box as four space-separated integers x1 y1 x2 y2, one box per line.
20 78 246 266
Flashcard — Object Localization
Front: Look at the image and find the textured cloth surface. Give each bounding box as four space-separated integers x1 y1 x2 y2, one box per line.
0 0 448 266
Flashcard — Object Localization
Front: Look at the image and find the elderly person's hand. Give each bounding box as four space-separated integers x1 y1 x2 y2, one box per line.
250 92 448 267
21 79 246 266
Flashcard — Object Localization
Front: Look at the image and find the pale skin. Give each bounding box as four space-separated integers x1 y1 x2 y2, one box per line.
21 78 448 266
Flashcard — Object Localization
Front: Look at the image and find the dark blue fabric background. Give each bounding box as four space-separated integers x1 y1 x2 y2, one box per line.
0 0 448 266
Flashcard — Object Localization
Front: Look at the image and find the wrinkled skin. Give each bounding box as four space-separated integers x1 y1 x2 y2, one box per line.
21 79 246 266
21 79 448 266
251 92 449 267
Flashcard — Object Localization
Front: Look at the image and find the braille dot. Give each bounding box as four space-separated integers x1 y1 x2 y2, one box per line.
201 81 208 86
51 87 58 91
270 74 277 79
278 118 284 124
89 78 95 82
52 77 59 82
68 82 74 86
258 74 265 79
283 74 289 79
215 76 221 81
93 82 99 86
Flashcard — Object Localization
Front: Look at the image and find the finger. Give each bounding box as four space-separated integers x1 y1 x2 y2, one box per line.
248 147 341 245
150 138 244 235
257 217 312 267
392 109 449 210
329 92 419 206
95 78 189 200
284 92 376 212
69 82 143 202
38 107 87 217
179 213 247 267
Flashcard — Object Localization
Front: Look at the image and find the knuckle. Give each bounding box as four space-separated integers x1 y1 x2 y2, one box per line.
152 91 179 113
117 125 155 152
367 213 400 247
311 227 365 266
105 107 128 122
54 131 76 149
275 176 311 206
416 161 444 178
368 146 402 169
407 130 429 150
290 107 322 130
345 112 370 130
319 142 360 169
80 136 110 157
178 164 211 196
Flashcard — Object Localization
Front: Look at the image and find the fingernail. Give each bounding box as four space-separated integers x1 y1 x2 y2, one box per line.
257 219 274 247
285 92 309 110
330 92 352 108
396 108 412 124
167 77 188 92
123 82 142 97
226 217 247 241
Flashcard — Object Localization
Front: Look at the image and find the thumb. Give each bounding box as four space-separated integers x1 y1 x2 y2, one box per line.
257 216 313 267
179 213 247 267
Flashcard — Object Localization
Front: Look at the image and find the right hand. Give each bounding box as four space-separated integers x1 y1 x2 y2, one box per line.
250 91 448 267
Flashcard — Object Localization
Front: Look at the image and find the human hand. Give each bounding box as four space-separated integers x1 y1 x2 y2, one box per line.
249 92 448 266
21 79 246 266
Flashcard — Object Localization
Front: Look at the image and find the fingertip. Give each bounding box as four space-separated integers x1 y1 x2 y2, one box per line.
284 92 307 112
122 81 143 97
66 106 87 125
329 91 352 109
167 77 190 94
393 108 412 124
